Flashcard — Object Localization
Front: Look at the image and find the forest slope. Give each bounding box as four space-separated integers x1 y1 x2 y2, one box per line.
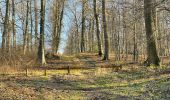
0 53 170 99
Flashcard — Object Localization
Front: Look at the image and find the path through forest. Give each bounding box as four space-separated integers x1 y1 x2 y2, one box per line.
0 54 170 99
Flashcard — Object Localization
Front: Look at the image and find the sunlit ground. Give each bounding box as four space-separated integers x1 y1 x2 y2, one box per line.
0 65 170 100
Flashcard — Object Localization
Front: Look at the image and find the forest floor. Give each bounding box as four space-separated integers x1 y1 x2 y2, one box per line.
0 53 170 100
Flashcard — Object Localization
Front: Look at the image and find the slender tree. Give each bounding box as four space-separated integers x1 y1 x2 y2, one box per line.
12 0 16 50
93 0 102 56
2 0 9 52
102 0 109 60
30 0 33 50
80 0 86 52
23 0 29 54
52 0 65 53
38 0 46 65
34 0 39 47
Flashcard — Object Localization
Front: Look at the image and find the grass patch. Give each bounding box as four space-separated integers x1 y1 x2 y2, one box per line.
0 53 170 100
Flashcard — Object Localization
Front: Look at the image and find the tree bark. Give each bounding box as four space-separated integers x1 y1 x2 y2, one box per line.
55 0 65 53
38 0 46 65
93 0 102 56
12 0 16 50
80 0 86 52
34 0 39 47
2 0 9 52
52 0 65 53
23 0 29 54
102 0 109 60
30 0 33 51
144 0 160 66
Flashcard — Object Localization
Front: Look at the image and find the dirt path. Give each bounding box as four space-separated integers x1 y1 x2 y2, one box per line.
77 55 97 67
45 54 102 70
0 54 170 99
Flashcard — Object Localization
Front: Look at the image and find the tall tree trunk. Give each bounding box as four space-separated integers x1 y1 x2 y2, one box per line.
133 0 137 62
75 15 80 53
122 0 128 62
12 0 16 50
52 0 65 53
133 23 137 62
34 0 38 47
93 0 102 56
102 0 109 60
23 0 29 55
52 1 58 53
38 0 46 65
55 0 65 53
2 0 9 52
6 3 11 53
144 0 160 66
117 4 121 61
30 0 33 51
80 0 86 52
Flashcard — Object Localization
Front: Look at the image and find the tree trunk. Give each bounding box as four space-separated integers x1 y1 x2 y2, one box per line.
55 0 65 53
93 0 102 56
144 0 160 66
52 0 65 54
2 0 9 52
38 0 46 65
23 0 29 55
133 0 137 62
30 0 33 51
102 0 109 60
12 0 16 50
34 0 39 48
52 1 58 53
80 0 86 52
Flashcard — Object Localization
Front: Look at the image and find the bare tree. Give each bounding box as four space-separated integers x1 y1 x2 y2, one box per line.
52 0 65 54
23 0 29 54
144 0 160 66
93 0 102 56
102 0 109 60
34 0 39 47
80 0 86 52
12 0 16 50
30 0 33 50
2 0 9 52
38 0 46 65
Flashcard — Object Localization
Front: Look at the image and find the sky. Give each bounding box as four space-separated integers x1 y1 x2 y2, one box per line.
57 0 81 54
0 0 76 54
57 7 73 54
